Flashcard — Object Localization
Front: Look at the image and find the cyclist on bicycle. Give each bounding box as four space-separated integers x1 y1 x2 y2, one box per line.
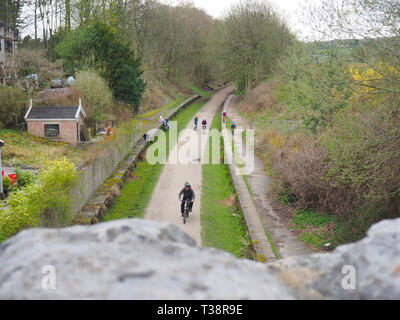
194 116 199 130
202 119 207 134
222 110 227 123
231 121 237 135
179 182 195 217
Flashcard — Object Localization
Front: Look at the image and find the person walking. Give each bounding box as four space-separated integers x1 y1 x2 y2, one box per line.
202 119 207 134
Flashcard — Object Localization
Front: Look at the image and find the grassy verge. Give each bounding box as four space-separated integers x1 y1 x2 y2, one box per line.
225 115 280 258
103 100 205 221
201 111 253 259
187 84 213 100
138 96 186 119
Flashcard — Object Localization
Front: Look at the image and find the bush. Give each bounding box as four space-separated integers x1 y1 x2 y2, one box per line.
71 69 113 120
0 158 78 241
321 100 400 217
2 176 12 194
0 87 28 130
15 168 36 188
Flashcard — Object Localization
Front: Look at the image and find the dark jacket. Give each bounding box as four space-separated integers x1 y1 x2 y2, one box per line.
179 187 195 201
202 120 207 125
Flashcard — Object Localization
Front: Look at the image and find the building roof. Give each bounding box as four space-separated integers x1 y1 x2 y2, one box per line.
25 105 86 121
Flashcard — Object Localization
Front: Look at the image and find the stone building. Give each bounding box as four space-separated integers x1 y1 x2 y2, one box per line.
24 99 90 146
0 23 19 85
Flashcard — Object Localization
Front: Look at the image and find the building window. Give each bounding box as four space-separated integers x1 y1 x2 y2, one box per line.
45 124 60 137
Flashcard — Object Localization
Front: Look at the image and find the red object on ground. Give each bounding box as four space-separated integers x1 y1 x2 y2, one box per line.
8 174 17 185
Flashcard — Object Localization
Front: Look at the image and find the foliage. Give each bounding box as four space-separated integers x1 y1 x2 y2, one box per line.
208 0 293 91
56 20 146 108
0 87 28 130
18 48 63 81
14 168 36 188
277 43 352 133
2 176 12 193
321 99 400 209
71 69 114 120
0 158 78 241
113 64 146 112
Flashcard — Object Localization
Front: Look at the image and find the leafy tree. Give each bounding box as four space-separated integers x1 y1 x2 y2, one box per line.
71 69 114 120
113 64 146 112
209 0 294 91
0 87 27 130
56 20 146 109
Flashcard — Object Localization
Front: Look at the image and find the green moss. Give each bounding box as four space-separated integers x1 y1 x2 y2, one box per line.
256 254 267 262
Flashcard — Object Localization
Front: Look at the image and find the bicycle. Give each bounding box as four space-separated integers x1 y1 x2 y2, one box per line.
182 200 191 224
162 119 170 131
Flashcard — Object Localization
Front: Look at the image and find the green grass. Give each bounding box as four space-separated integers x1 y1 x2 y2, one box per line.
290 209 337 249
138 96 186 119
201 111 253 259
292 209 336 229
0 129 84 168
103 100 205 221
103 162 163 220
263 228 280 259
225 115 279 258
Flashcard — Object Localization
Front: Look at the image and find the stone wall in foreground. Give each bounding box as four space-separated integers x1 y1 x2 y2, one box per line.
0 217 399 299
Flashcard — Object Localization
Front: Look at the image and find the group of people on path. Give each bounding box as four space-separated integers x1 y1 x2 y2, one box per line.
193 110 236 135
182 110 238 220
142 108 238 221
193 116 208 134
223 110 236 134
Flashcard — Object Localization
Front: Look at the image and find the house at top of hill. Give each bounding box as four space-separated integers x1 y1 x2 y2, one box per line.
0 22 19 86
24 99 91 146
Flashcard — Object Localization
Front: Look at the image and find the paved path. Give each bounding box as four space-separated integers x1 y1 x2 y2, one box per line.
227 96 310 258
144 87 235 246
